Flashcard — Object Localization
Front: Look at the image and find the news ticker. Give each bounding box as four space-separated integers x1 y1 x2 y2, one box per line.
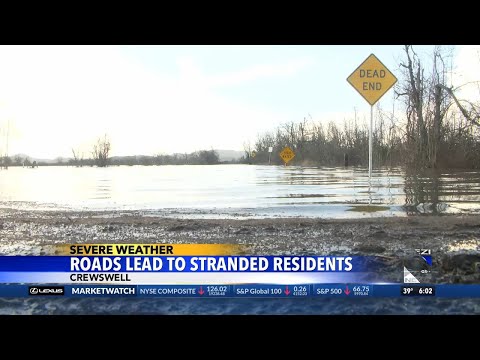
0 284 479 298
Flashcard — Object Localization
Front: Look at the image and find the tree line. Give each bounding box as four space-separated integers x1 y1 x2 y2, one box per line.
109 150 220 166
0 133 221 168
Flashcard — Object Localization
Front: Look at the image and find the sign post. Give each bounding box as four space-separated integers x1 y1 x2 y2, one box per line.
369 105 373 178
347 54 397 180
268 146 273 165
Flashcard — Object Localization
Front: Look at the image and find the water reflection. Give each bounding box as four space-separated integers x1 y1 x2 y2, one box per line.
368 177 372 205
404 169 441 215
92 178 112 200
403 168 480 215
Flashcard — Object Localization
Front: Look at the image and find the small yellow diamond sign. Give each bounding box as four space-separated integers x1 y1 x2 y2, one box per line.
347 54 397 106
251 151 256 158
279 146 295 164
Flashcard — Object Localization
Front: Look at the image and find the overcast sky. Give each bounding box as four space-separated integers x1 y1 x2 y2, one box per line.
0 45 478 159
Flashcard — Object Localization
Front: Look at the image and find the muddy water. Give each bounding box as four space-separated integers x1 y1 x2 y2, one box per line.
0 165 479 217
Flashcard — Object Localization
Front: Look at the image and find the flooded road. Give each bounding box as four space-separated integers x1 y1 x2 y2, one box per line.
0 165 479 218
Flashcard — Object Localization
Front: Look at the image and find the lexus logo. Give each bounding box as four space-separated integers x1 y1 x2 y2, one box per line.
28 286 65 296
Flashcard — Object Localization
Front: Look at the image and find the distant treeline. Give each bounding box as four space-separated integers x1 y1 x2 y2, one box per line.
244 46 480 169
0 150 224 168
108 150 222 166
111 150 222 166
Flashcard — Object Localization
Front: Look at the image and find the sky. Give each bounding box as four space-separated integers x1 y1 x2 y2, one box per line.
0 45 478 159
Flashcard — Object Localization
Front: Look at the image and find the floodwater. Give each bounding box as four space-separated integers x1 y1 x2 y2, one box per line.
1 164 479 217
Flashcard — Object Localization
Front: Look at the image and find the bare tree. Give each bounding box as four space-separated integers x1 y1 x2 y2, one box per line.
243 141 252 163
396 45 452 168
92 134 111 167
396 45 428 167
72 148 85 167
438 84 480 128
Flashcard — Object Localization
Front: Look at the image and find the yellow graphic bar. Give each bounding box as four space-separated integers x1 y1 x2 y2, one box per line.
53 244 248 256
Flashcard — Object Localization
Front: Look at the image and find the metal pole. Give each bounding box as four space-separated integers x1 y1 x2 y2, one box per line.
6 119 9 170
6 119 9 157
369 105 373 180
268 152 271 165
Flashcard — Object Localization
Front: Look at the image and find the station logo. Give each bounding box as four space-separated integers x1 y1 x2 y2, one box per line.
403 249 433 283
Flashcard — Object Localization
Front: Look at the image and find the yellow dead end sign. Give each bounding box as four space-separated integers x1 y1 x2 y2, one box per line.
347 54 397 106
279 146 295 165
